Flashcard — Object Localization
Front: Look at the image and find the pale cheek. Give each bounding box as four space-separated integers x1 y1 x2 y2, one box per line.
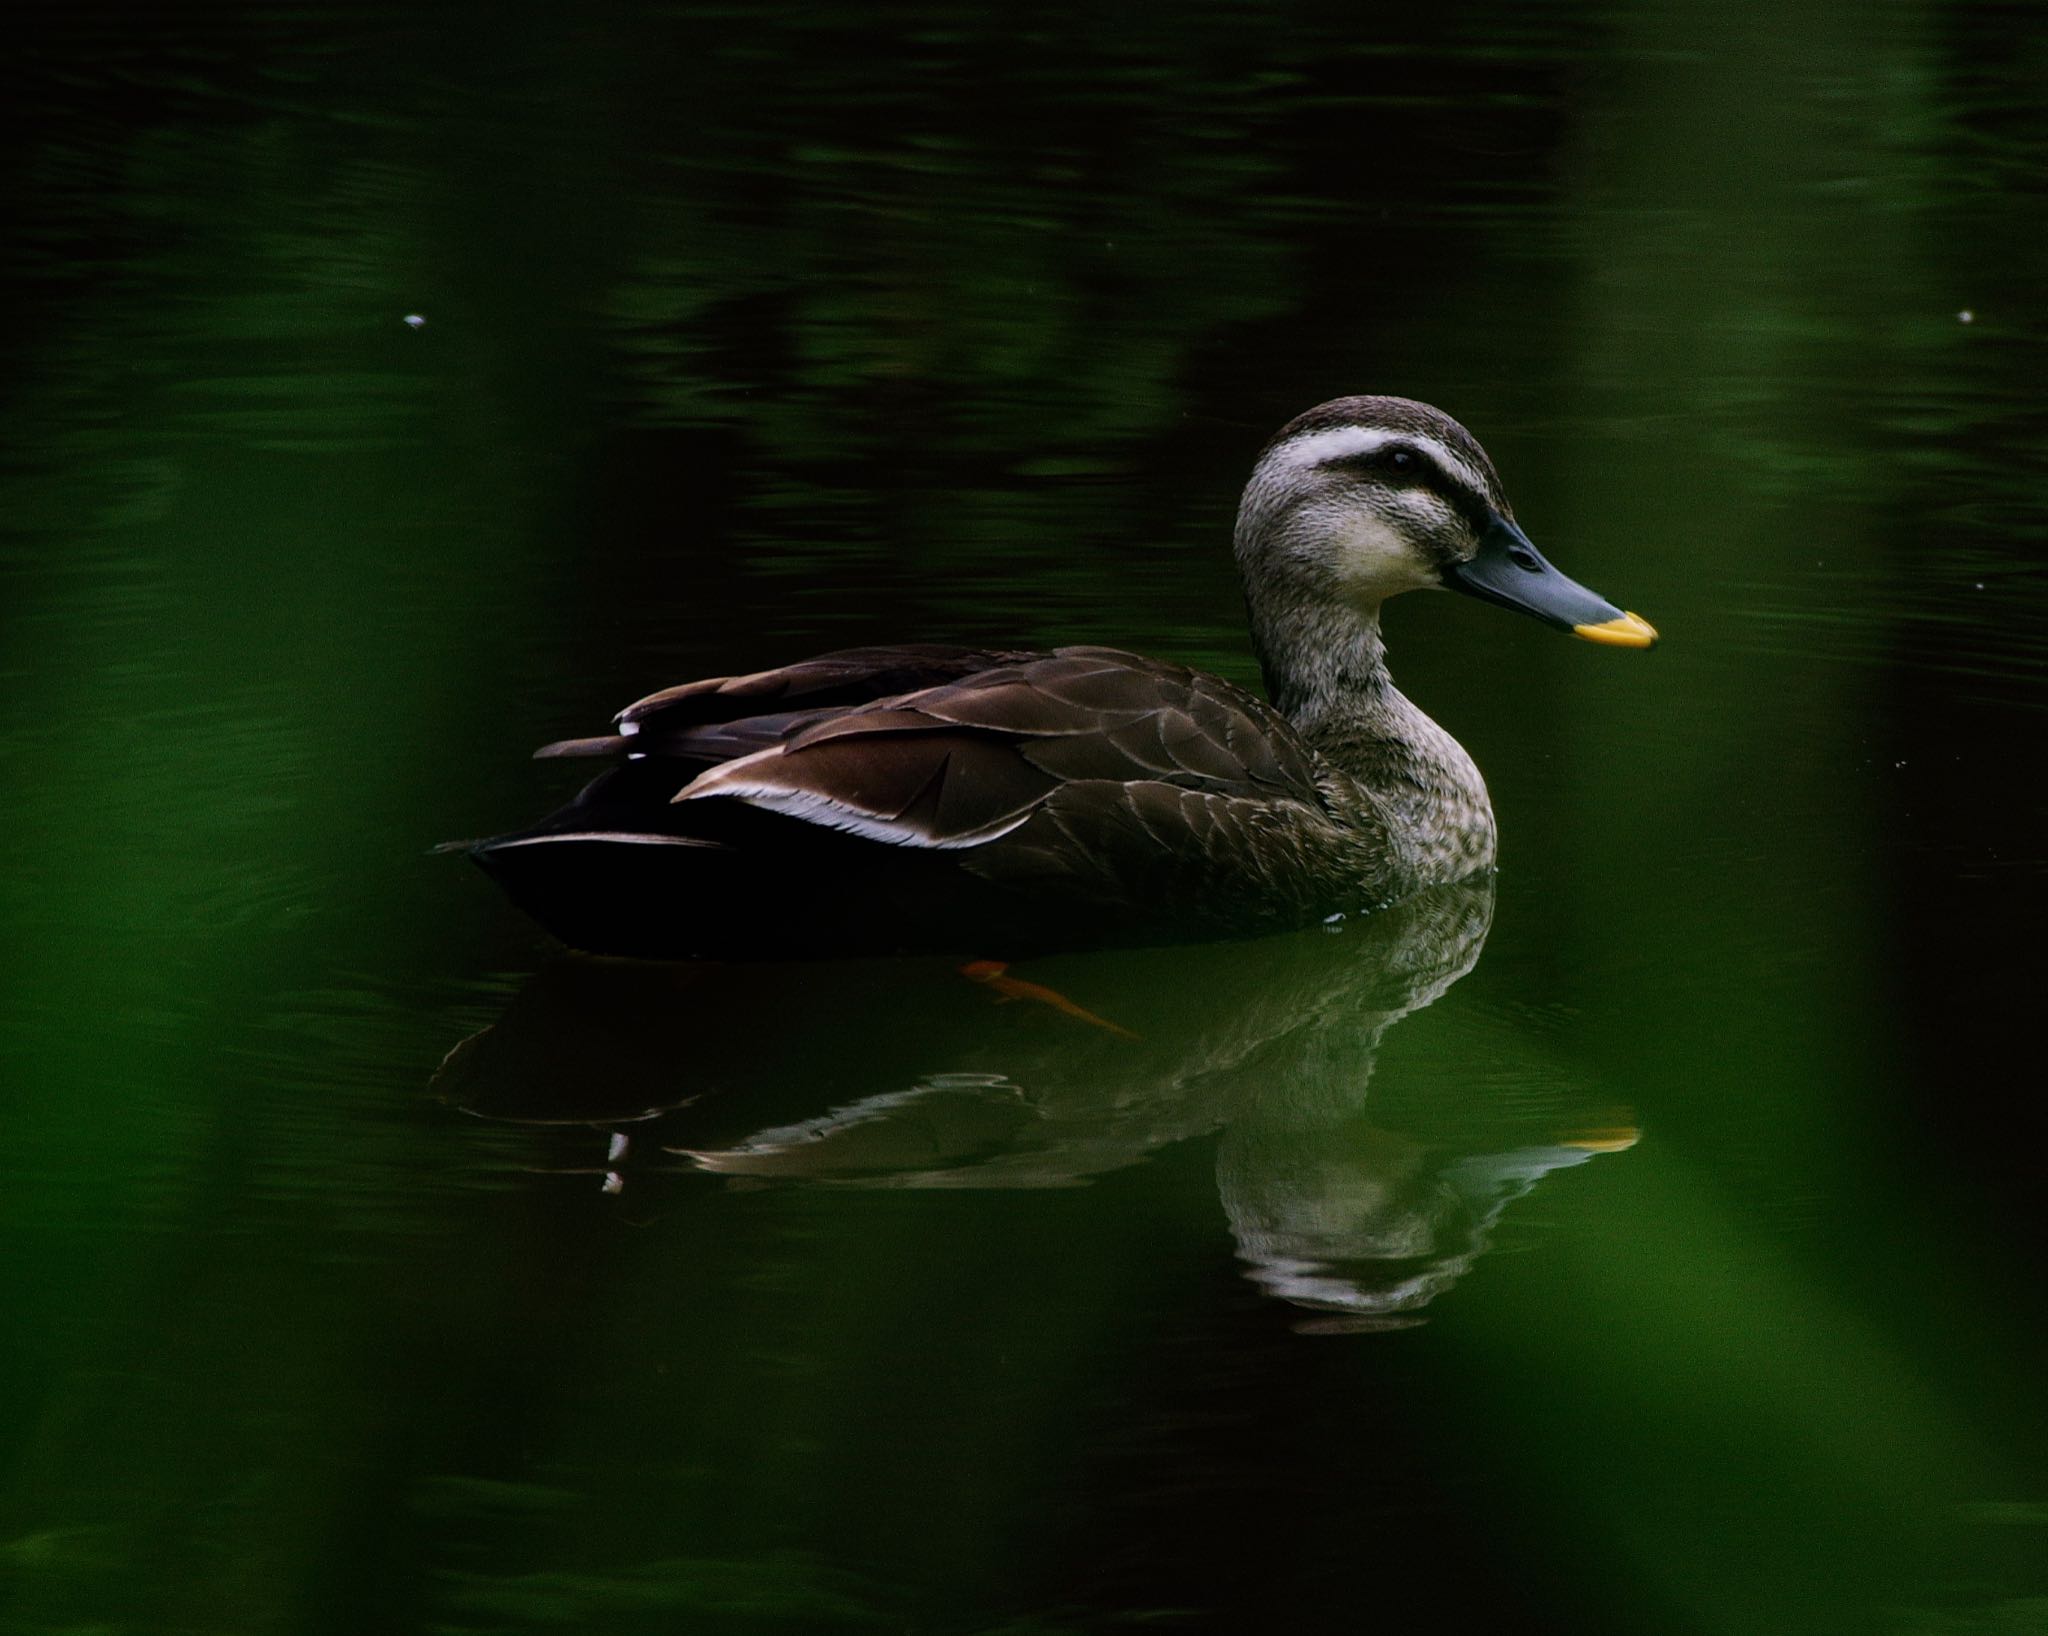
1332 514 1439 599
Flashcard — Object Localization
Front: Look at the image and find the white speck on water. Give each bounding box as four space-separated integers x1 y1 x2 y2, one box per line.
601 1170 624 1195
1957 309 1974 324
607 1132 629 1162
403 313 426 329
1975 582 1985 590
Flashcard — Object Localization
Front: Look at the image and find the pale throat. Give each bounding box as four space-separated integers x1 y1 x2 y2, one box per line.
1249 590 1497 875
1248 594 1395 733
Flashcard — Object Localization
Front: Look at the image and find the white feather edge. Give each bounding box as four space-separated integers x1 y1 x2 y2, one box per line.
484 830 730 850
677 753 1036 851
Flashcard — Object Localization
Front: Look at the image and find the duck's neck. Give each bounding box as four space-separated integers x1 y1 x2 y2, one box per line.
1250 598 1497 885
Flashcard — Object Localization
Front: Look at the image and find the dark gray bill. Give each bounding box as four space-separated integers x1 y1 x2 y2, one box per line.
1442 514 1658 648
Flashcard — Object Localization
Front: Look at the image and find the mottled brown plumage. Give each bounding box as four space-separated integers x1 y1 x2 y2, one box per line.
463 397 1653 957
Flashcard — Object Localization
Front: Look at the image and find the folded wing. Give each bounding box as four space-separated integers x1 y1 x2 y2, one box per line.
664 645 1331 853
477 644 1375 954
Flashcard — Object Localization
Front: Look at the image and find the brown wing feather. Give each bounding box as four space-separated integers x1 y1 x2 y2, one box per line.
617 645 1032 733
965 779 1376 935
668 647 1331 857
499 642 1377 940
553 645 1037 770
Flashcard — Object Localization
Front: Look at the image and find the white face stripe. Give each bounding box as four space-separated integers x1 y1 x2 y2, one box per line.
1266 426 1491 505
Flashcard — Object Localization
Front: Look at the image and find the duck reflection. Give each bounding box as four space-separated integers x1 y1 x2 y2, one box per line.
439 880 1635 1327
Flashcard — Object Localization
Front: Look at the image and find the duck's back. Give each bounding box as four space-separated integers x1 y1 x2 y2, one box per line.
464 643 1389 958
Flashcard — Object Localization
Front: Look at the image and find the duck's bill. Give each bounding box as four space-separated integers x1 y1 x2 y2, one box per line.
1443 514 1658 649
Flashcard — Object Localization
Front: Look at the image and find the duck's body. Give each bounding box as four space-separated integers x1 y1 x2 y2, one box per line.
465 397 1654 958
475 642 1407 957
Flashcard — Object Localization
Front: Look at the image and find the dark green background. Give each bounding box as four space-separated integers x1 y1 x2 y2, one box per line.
3 2 2044 1632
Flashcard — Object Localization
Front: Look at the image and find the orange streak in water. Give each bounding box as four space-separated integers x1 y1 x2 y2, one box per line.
961 961 1141 1040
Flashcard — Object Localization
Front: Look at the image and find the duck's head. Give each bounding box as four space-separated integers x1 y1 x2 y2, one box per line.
1235 395 1656 649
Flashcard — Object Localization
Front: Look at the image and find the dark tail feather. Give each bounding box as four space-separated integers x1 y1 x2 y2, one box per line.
464 824 740 957
534 733 633 759
448 754 749 955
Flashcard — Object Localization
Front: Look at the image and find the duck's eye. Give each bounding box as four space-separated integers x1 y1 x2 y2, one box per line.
1387 449 1417 474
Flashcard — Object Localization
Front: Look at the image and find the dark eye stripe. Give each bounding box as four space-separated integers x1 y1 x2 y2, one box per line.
1321 442 1433 478
1323 445 1440 488
1320 444 1491 530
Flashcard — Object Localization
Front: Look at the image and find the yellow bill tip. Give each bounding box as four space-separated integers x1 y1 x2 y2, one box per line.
1555 1125 1643 1154
1572 610 1659 649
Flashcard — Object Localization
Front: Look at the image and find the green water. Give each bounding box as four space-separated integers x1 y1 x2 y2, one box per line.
4 2 2045 1631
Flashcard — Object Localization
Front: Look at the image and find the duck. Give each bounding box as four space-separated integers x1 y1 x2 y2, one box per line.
462 396 1656 958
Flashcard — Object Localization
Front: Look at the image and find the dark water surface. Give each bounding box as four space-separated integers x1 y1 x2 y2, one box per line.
4 3 2046 1632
